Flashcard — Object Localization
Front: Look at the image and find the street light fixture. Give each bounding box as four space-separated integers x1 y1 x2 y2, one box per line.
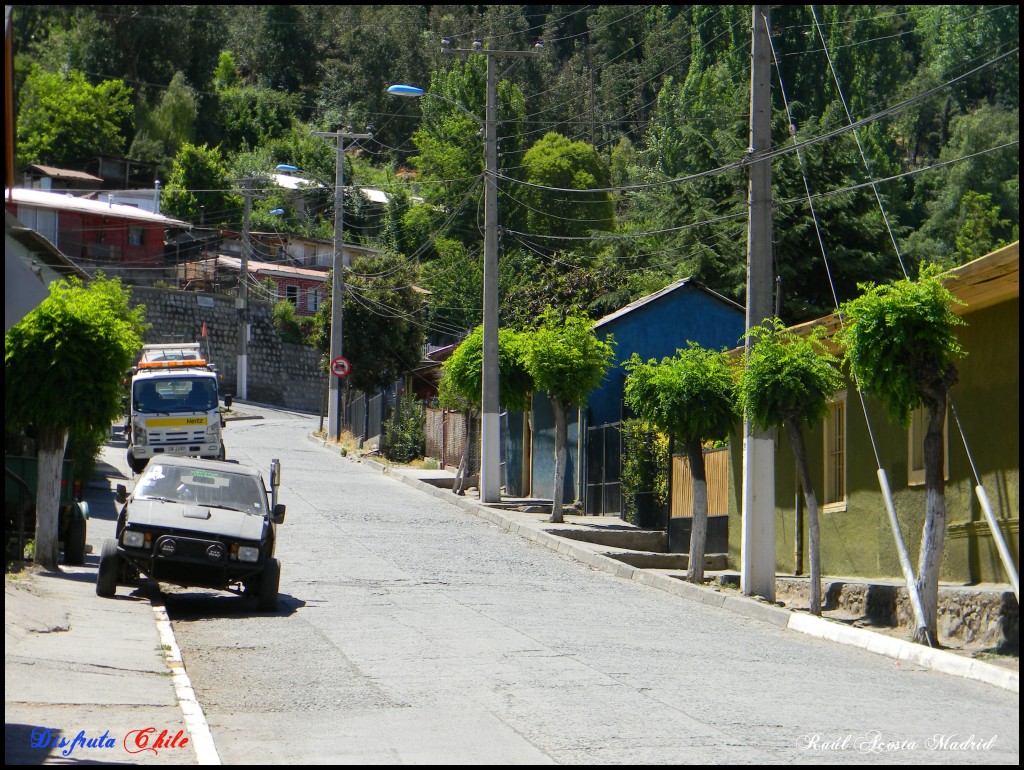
387 79 502 503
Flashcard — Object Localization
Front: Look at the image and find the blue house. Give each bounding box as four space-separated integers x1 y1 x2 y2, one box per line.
503 278 745 515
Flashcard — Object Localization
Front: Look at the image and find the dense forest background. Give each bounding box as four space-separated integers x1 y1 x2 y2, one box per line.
10 5 1020 345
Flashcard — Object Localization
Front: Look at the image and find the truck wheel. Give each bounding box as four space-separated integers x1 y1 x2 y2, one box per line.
127 450 148 475
96 539 120 598
257 558 280 612
63 508 87 566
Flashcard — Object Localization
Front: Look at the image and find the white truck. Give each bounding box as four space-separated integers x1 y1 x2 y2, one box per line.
125 343 232 474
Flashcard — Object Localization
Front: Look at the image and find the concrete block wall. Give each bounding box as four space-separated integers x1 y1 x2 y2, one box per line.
128 286 325 413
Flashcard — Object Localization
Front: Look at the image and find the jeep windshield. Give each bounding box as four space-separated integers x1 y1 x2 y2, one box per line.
135 463 265 515
133 377 217 413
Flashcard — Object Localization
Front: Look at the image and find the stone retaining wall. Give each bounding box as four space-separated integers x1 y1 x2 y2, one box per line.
776 576 1019 649
128 286 325 413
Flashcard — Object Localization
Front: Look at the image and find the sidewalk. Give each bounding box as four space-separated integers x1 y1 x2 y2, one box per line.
337 444 1019 694
4 437 215 765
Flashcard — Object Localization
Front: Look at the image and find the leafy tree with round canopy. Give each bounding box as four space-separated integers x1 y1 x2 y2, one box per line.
521 132 614 243
162 142 241 226
836 264 966 646
438 326 534 495
624 343 738 583
736 319 842 611
522 311 615 523
5 276 147 569
16 67 133 168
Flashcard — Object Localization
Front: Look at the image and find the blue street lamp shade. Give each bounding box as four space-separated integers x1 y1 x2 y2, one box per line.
387 84 425 97
269 209 285 216
276 164 298 173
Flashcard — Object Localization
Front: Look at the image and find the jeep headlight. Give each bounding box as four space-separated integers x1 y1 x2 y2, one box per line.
237 546 260 563
123 530 145 548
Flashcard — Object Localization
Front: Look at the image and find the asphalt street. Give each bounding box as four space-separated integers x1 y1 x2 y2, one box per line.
158 402 1019 765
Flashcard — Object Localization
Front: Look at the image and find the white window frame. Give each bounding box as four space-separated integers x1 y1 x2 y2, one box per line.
823 389 847 513
308 287 322 313
908 405 949 486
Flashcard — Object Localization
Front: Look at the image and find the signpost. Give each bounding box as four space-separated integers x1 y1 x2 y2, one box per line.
330 356 351 379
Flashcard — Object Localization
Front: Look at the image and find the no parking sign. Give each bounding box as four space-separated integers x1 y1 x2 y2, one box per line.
330 356 351 378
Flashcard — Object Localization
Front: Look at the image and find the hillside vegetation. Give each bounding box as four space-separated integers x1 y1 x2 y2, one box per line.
10 5 1019 342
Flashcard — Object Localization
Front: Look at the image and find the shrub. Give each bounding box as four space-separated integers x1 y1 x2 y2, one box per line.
383 396 425 464
620 419 669 529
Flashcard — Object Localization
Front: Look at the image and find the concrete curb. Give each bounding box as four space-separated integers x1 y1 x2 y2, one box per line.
152 600 222 765
330 441 1018 694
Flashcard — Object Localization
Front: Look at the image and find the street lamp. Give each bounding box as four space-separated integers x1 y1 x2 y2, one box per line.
387 80 502 503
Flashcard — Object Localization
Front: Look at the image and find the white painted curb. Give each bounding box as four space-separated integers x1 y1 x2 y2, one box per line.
152 602 222 765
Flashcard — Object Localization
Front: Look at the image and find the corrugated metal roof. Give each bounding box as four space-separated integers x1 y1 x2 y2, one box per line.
8 188 189 227
593 277 743 329
27 164 105 183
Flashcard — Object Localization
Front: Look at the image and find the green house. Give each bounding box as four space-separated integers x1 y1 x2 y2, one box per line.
725 242 1019 586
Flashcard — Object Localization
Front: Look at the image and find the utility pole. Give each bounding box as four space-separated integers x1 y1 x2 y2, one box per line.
236 179 253 400
313 128 371 441
444 40 540 503
741 5 776 602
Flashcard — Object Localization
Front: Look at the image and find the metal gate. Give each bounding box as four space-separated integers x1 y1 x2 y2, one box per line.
585 421 622 516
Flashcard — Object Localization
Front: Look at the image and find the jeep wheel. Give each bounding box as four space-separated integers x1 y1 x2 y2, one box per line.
64 509 87 566
257 558 280 612
96 539 120 598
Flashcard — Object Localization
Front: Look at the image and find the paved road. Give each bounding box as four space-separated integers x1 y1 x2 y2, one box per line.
162 403 1018 765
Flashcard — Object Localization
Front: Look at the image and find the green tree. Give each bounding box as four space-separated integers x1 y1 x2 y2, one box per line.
623 344 738 583
522 312 615 523
310 253 425 398
836 265 966 645
131 71 198 173
520 132 614 242
5 276 146 569
955 191 1012 264
161 143 241 226
16 67 133 167
437 326 534 494
736 319 843 611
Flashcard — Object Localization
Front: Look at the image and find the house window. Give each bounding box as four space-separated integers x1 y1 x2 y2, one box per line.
823 390 847 512
308 288 322 313
128 226 144 246
908 405 949 485
285 285 298 305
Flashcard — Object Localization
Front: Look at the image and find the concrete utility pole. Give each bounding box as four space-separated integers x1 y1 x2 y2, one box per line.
444 40 539 504
236 179 253 400
741 5 777 602
313 129 371 441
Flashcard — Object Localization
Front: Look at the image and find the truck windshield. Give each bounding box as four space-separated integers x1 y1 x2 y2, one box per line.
134 378 217 413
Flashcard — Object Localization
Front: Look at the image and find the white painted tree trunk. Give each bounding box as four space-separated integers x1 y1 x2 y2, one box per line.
787 422 822 616
34 427 69 570
915 394 948 646
685 438 708 583
550 399 568 523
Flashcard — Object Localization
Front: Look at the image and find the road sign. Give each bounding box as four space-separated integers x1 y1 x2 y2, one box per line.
330 356 351 378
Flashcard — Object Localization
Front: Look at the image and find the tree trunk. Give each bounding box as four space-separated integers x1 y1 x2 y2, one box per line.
550 398 568 523
34 425 69 570
914 392 948 647
685 437 708 584
787 422 822 616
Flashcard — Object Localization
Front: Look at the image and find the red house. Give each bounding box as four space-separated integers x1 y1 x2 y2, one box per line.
5 188 187 270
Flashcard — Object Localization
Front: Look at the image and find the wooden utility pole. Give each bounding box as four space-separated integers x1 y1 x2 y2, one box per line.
741 5 777 602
